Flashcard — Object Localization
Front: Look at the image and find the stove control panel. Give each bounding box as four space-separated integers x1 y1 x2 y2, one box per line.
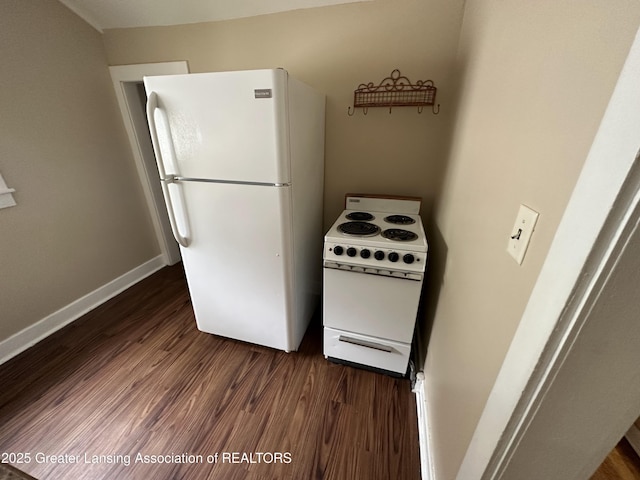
324 242 426 273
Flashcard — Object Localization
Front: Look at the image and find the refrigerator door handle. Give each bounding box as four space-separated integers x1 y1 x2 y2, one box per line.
145 91 181 178
160 176 191 247
146 91 191 248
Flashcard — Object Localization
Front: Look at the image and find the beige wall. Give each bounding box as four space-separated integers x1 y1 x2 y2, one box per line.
0 1 159 341
424 1 640 478
102 0 466 228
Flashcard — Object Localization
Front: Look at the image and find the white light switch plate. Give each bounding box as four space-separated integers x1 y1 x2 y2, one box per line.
507 204 539 265
0 172 16 209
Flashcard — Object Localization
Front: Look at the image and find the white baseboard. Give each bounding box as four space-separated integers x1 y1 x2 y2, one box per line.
0 255 166 365
413 372 436 480
626 424 640 457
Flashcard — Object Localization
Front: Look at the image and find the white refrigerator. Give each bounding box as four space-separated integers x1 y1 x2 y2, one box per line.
144 69 325 352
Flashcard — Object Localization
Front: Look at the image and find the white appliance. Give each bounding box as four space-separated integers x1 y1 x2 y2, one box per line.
323 195 428 375
144 69 325 352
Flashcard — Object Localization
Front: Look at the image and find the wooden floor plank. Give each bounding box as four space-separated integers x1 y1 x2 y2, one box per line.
0 264 421 480
591 438 640 480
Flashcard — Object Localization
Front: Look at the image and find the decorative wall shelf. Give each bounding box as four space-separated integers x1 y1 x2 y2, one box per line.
347 69 440 116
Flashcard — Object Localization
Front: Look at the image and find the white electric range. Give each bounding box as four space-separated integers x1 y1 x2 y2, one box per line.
322 195 428 376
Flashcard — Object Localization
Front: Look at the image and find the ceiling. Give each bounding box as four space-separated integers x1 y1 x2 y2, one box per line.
59 0 371 32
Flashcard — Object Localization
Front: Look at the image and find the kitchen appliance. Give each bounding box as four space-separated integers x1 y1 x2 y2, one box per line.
144 69 325 352
323 195 428 375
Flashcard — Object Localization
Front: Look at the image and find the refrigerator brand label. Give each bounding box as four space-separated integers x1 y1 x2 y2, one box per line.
254 89 273 99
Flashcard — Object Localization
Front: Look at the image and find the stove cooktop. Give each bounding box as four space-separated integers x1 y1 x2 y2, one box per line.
324 209 427 253
324 207 428 274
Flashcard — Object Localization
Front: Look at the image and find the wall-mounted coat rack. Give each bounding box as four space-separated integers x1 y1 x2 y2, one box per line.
347 69 440 116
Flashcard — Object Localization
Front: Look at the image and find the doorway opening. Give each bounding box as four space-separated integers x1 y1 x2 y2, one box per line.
109 62 189 266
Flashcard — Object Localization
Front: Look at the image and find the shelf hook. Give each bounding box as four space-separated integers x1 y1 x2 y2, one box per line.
432 103 440 115
347 105 355 116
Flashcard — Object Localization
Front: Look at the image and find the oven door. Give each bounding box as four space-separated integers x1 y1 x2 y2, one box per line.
322 266 423 344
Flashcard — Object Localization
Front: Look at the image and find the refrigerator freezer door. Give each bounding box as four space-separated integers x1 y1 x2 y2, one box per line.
144 69 290 184
177 180 295 351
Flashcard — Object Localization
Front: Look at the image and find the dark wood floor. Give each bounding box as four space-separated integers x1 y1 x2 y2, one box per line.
592 438 640 480
0 264 420 480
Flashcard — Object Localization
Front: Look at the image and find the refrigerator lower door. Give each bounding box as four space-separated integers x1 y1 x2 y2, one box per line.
177 180 295 351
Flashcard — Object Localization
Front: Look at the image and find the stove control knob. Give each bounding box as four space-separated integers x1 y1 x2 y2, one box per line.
360 249 371 259
403 254 415 264
347 247 357 257
374 251 385 261
334 246 344 255
388 252 399 263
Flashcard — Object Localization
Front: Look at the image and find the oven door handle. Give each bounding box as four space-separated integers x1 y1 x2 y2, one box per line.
338 335 394 353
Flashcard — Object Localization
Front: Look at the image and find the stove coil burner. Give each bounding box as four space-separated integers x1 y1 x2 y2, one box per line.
346 211 375 221
338 221 381 237
382 228 418 242
384 214 416 225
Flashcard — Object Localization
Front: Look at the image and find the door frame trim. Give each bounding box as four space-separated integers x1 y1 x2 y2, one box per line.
109 61 189 265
